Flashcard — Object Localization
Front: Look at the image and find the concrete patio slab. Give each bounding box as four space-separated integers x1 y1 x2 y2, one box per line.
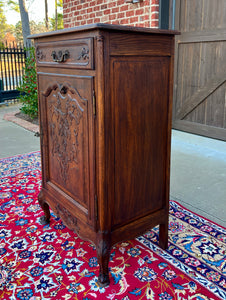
170 130 226 227
0 103 40 159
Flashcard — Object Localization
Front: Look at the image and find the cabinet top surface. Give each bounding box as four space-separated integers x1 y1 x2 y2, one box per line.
29 23 179 40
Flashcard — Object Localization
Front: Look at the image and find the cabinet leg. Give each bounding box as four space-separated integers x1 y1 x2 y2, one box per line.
96 235 111 287
38 190 50 225
159 222 168 250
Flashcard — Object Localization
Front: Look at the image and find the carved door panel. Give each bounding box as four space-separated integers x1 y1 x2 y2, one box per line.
38 74 95 224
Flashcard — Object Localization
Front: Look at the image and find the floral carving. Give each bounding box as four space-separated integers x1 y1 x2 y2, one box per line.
77 47 89 61
36 47 44 60
45 83 86 180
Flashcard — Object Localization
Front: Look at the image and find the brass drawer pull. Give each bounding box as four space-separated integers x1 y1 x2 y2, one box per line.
51 50 70 62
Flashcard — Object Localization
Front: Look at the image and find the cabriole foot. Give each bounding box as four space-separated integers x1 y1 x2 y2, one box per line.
97 273 110 287
96 233 111 287
39 215 50 225
38 190 51 225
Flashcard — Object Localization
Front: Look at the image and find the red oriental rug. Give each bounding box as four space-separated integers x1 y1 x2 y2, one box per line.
0 152 225 300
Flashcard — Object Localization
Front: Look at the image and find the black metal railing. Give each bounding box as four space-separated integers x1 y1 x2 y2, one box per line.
0 43 26 103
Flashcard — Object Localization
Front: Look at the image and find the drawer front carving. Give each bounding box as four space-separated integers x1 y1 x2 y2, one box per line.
36 38 93 69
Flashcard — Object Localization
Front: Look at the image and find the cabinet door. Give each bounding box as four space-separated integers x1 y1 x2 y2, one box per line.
38 73 95 225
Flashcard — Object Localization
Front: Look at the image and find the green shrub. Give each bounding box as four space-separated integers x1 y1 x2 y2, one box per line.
18 47 38 119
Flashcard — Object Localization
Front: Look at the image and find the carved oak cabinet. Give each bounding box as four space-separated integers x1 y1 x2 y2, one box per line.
31 24 177 286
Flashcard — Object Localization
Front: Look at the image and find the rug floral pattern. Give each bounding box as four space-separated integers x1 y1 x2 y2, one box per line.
0 152 225 300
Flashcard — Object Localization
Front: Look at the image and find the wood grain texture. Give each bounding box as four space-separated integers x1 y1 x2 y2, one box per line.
33 24 176 286
173 120 226 141
112 57 169 227
178 29 226 43
176 72 226 120
36 38 94 69
110 33 173 56
173 0 226 140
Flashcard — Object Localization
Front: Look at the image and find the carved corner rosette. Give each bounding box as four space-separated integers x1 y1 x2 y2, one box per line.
77 47 89 61
96 35 104 43
36 47 44 61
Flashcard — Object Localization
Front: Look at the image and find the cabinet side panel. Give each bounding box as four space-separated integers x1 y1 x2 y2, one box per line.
112 57 170 227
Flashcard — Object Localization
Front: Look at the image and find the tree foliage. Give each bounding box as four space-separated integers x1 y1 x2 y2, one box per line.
54 0 63 30
0 0 64 46
0 3 9 44
0 0 31 46
6 0 20 13
18 47 38 119
15 20 47 44
50 13 64 30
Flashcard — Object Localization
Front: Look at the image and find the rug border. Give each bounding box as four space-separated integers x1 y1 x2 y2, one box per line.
171 199 226 230
137 235 226 300
0 151 40 161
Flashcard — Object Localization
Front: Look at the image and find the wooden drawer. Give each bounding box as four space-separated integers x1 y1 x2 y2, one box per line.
35 38 93 69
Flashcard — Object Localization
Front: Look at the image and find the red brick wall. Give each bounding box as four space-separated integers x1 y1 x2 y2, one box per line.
63 0 159 29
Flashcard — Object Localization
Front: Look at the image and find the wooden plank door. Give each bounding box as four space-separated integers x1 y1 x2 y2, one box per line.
173 0 226 140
